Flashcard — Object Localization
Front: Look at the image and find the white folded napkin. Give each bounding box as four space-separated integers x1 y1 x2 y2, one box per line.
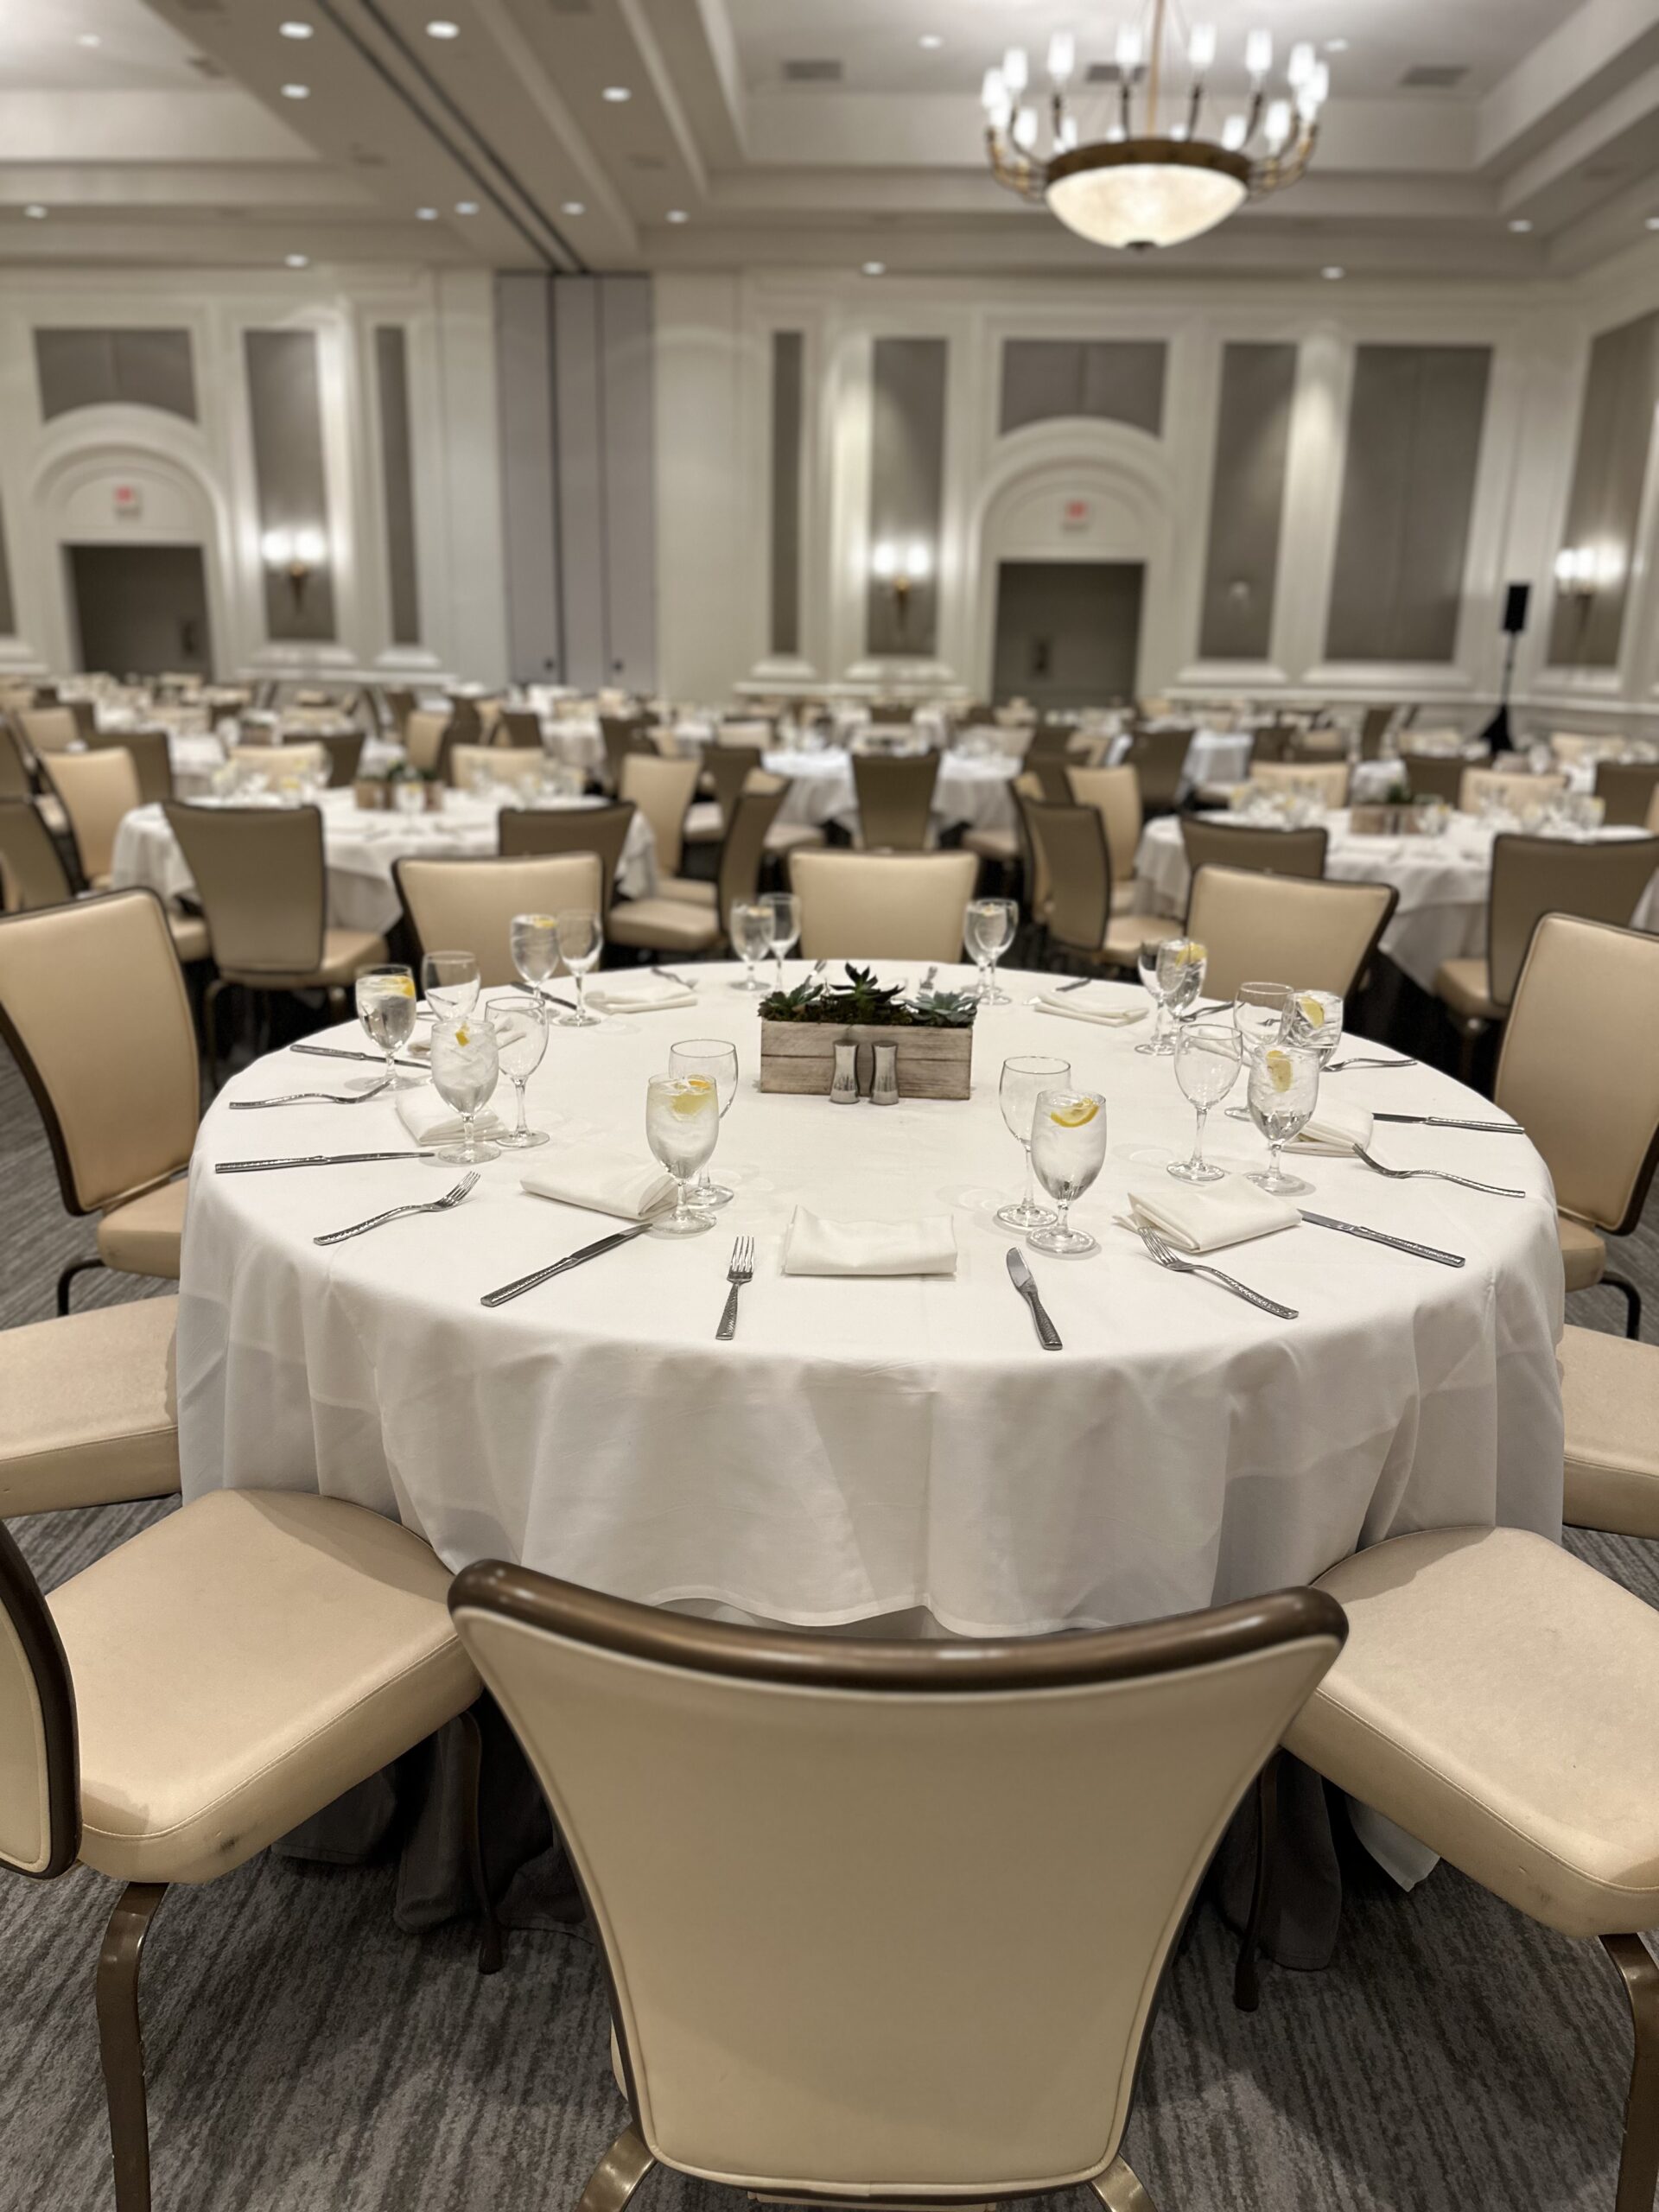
782 1206 957 1278
1288 1099 1374 1154
1127 1176 1300 1254
521 1154 677 1221
1032 990 1147 1027
584 977 699 1014
396 1091 504 1147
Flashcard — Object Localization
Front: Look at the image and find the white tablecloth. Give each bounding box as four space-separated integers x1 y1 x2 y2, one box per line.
1135 810 1659 992
539 715 715 771
177 963 1564 1637
1351 757 1598 805
111 786 658 935
763 748 1023 833
1107 727 1255 795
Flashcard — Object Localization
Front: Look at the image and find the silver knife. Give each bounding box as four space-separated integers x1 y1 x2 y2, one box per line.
1006 1248 1063 1349
1371 1114 1523 1132
481 1220 653 1306
217 1151 428 1173
292 1043 427 1071
1299 1211 1465 1268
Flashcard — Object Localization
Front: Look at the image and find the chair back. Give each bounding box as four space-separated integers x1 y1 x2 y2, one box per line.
0 1523 79 1879
703 746 760 832
619 753 699 880
404 709 453 777
394 855 602 986
1020 799 1113 954
1185 866 1397 999
89 725 174 806
0 722 32 802
715 785 787 929
448 744 543 791
1030 754 1074 805
789 849 978 962
1498 914 1659 1236
1484 832 1659 1010
1026 725 1073 761
602 715 652 792
16 708 79 758
853 750 940 852
1248 760 1351 810
1459 766 1566 814
1249 722 1300 765
500 803 637 913
384 688 416 739
1401 753 1466 806
498 709 544 750
228 743 328 787
1120 728 1190 810
1357 706 1395 760
716 719 772 753
1065 765 1142 881
1288 728 1346 763
41 748 143 884
1180 818 1327 883
451 1564 1342 2198
0 888 198 1215
1548 731 1605 765
1594 760 1659 829
162 802 327 976
0 802 75 912
310 729 365 787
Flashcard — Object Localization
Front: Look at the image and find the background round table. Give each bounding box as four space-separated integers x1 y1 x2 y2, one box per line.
177 962 1564 1638
762 748 1023 834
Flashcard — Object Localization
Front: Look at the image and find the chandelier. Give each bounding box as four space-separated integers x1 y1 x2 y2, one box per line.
982 2 1328 253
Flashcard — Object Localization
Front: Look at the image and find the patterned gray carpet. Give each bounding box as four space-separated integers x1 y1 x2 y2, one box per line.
3 1034 1656 2212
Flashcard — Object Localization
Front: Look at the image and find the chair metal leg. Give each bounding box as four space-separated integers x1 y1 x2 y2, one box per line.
1603 1274 1643 1342
576 2123 656 2212
1090 2153 1159 2211
95 1881 169 2212
1604 1934 1659 2212
58 1255 107 1317
1234 1753 1280 2013
457 1707 504 1975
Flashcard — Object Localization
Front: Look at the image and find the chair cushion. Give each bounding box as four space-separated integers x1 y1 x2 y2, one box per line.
1110 879 1141 915
97 1178 187 1279
1559 1212 1606 1292
1560 1325 1659 1539
1288 1526 1659 1940
221 928 389 991
0 1295 181 1516
1434 957 1500 1023
1098 913 1180 968
167 912 212 964
766 823 826 855
683 802 723 845
962 827 1019 862
48 1490 480 1885
659 876 719 910
606 899 722 953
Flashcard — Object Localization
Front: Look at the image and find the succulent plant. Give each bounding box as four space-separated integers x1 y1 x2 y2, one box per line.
758 963 976 1030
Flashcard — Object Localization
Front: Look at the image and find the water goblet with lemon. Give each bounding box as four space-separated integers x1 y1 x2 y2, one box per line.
1287 989 1344 1068
429 1014 501 1166
645 1072 720 1236
1246 1042 1319 1196
669 1039 740 1207
1027 1089 1109 1257
1138 938 1205 1056
353 963 422 1090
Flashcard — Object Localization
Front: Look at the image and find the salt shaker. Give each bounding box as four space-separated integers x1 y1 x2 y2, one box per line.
871 1042 899 1106
830 1041 860 1104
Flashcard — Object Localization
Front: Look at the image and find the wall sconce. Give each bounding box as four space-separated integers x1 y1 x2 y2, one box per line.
1554 544 1597 601
871 538 931 638
260 524 328 608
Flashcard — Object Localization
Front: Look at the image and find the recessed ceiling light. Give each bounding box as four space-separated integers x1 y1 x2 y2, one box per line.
861 260 886 276
1320 264 1345 279
24 205 47 219
280 82 310 99
284 253 309 268
918 34 943 49
1508 218 1533 233
415 206 439 220
602 85 632 102
76 31 101 47
425 20 460 38
1325 37 1350 52
454 200 479 215
278 21 314 37
666 208 689 223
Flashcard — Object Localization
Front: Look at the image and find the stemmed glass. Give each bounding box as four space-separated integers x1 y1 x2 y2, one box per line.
1168 1022 1241 1183
1246 1043 1320 1195
429 1015 501 1165
1136 937 1205 1055
995 1054 1071 1230
764 893 802 989
353 963 422 1090
964 897 1017 1003
1287 988 1344 1068
1233 981 1292 1063
422 950 480 1027
510 912 561 1001
485 992 550 1148
554 910 603 1027
645 1072 719 1236
729 901 774 991
669 1038 740 1207
1027 1089 1109 1256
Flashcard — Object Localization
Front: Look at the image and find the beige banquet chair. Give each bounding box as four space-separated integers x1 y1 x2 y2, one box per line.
1400 753 1471 808
450 1564 1344 2212
619 752 701 883
500 801 638 915
1119 728 1191 817
0 800 78 913
1246 760 1351 810
497 708 545 750
16 705 79 757
448 743 546 791
852 750 941 852
1066 764 1146 912
88 724 175 807
963 768 1043 892
789 848 980 964
1559 1327 1659 1539
1595 760 1659 829
1180 817 1327 883
1492 912 1659 1338
394 852 602 987
0 1298 181 1516
609 786 785 957
1460 766 1567 813
0 890 197 1313
1185 867 1397 1001
0 719 34 801
403 709 454 778
1018 799 1179 973
39 747 144 890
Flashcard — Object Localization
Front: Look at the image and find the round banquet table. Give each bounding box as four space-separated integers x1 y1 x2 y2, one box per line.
110 785 659 937
177 962 1564 1640
1107 726 1254 795
762 747 1023 834
1135 809 1659 994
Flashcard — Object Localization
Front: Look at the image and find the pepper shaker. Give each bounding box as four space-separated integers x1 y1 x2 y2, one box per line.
871 1042 899 1105
830 1041 860 1104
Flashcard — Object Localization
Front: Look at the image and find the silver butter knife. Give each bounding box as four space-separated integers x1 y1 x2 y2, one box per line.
292 1043 427 1071
1006 1248 1063 1350
481 1220 652 1306
1371 1114 1523 1133
216 1151 427 1173
1300 1211 1465 1268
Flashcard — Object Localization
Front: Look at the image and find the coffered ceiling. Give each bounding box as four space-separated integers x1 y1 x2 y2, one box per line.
0 0 1656 281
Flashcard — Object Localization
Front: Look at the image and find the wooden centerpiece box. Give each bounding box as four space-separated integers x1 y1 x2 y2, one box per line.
758 967 976 1101
353 775 443 812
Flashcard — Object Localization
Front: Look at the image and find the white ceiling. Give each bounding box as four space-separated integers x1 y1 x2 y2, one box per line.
0 0 1655 282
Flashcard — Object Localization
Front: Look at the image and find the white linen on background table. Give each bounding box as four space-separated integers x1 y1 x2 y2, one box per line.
177 963 1565 1638
761 748 1023 834
1106 728 1255 794
110 785 658 934
1349 758 1598 805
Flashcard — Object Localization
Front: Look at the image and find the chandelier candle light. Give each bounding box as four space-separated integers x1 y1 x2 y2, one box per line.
982 4 1327 251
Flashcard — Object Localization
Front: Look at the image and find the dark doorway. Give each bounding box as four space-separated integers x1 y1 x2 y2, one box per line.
67 543 212 677
991 559 1141 709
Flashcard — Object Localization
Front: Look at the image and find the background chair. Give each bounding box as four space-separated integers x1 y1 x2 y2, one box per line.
1119 728 1190 817
609 786 785 957
1185 867 1397 1000
602 715 655 793
308 728 365 786
790 848 980 963
496 709 544 749
0 720 34 802
500 801 637 914
0 800 76 913
1181 818 1327 882
39 747 143 891
1401 753 1468 806
450 1563 1342 2212
394 853 602 986
16 706 79 757
403 709 454 778
448 744 544 791
1019 798 1177 973
88 725 175 806
0 890 197 1312
1559 1328 1659 1538
228 741 328 786
0 1298 181 1516
853 750 940 851
1460 766 1567 812
1066 764 1145 911
1247 760 1351 810
618 753 700 884
1595 760 1659 828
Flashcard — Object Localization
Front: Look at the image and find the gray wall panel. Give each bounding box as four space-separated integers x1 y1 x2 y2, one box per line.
35 327 196 421
0 496 13 635
1548 310 1659 668
552 279 607 691
868 336 947 656
598 275 657 693
1198 341 1296 660
1001 340 1166 436
1325 343 1491 663
244 328 336 641
374 327 421 648
495 274 563 683
770 331 804 658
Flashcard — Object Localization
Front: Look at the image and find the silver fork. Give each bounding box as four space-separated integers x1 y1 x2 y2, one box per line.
653 966 693 989
918 963 938 996
232 1077 392 1110
1133 1219 1299 1319
1327 1055 1418 1072
1352 1141 1523 1198
715 1234 754 1340
314 1172 480 1246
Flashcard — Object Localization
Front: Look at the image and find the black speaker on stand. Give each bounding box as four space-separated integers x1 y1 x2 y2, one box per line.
1483 583 1530 753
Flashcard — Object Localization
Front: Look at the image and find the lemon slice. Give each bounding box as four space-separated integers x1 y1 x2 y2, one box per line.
1297 994 1325 1028
526 913 556 929
454 1026 470 1047
670 1078 715 1117
386 976 416 998
1177 940 1206 966
1049 1097 1099 1128
1264 1048 1294 1094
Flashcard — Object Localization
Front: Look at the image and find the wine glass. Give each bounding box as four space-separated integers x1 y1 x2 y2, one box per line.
645 1072 719 1236
729 901 773 992
964 897 1017 1003
995 1054 1071 1230
669 1038 740 1206
554 910 603 1027
422 950 480 1027
353 963 422 1090
1154 938 1206 1052
1027 1089 1109 1257
1246 1043 1320 1195
429 1015 501 1165
1287 988 1344 1068
1135 938 1171 1054
510 912 561 997
764 892 803 988
392 776 427 818
1232 981 1293 1063
1168 1022 1241 1184
485 992 550 1148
